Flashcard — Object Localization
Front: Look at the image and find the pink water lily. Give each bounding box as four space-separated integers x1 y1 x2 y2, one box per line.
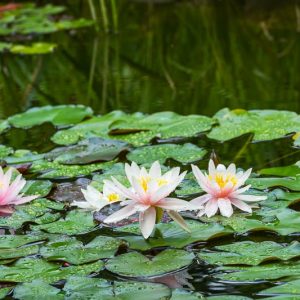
104 161 193 239
0 167 38 215
72 184 124 212
190 160 267 218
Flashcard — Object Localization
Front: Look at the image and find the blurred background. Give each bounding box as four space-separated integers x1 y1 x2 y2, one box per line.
0 0 299 118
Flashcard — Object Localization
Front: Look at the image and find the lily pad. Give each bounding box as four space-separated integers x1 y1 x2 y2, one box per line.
47 137 129 165
22 180 53 198
117 220 231 250
10 43 56 55
40 236 122 265
198 241 300 266
0 244 39 261
29 159 115 179
127 143 207 164
13 280 64 300
0 120 9 134
0 145 13 159
0 257 103 283
207 108 300 142
4 149 44 164
259 162 300 177
0 234 46 249
63 276 171 300
247 176 300 191
8 105 93 128
0 288 11 299
171 289 204 299
0 198 64 229
258 279 300 296
218 260 300 282
32 210 95 235
105 249 195 278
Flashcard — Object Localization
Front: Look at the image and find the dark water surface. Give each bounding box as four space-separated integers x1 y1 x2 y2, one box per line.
0 0 299 118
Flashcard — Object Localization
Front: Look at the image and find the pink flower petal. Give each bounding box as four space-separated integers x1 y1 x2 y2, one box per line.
156 198 192 211
190 194 211 208
231 198 252 213
11 195 38 205
0 205 14 215
139 207 156 239
233 194 267 202
104 202 138 223
218 198 233 217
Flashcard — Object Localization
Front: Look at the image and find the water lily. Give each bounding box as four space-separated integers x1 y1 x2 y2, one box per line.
72 184 124 212
104 161 193 239
191 160 267 217
0 167 38 215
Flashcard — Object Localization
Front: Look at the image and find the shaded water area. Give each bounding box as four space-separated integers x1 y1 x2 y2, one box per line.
0 1 300 299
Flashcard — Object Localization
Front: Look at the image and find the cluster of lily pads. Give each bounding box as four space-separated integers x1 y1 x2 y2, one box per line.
1 105 300 299
0 3 93 54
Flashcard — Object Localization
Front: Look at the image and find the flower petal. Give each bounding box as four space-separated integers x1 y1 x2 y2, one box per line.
205 199 218 217
208 159 216 175
104 203 138 223
156 198 192 211
139 207 156 239
218 198 233 217
190 194 211 208
149 161 161 178
231 198 252 213
167 210 191 233
233 194 267 202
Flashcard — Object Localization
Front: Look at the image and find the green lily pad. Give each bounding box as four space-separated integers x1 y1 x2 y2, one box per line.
22 180 53 198
247 176 300 191
0 198 64 229
0 145 13 159
13 280 64 300
63 276 171 300
106 249 195 278
8 105 93 128
207 296 252 300
258 279 300 296
0 257 103 283
40 236 122 265
0 244 39 261
10 43 56 55
0 234 46 249
171 289 204 299
218 260 300 282
127 143 207 164
0 287 11 299
207 108 300 142
32 210 95 235
29 159 115 179
198 241 300 266
117 220 231 250
47 137 129 165
259 162 300 177
4 149 44 164
0 120 9 134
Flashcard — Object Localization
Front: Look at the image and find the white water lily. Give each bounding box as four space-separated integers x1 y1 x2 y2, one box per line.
72 184 124 212
104 161 193 239
190 160 267 218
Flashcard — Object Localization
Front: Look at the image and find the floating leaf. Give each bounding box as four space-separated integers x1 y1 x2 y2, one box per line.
63 276 171 300
106 249 195 278
13 280 64 300
0 257 103 283
22 180 53 198
0 288 11 299
8 105 93 128
127 143 206 164
0 234 46 249
171 289 204 299
0 145 13 159
117 220 231 250
40 236 122 265
4 149 44 164
29 159 115 179
32 210 95 234
248 176 300 191
259 162 300 177
10 43 57 55
258 279 300 296
0 244 39 261
47 137 129 165
206 296 252 300
198 241 300 266
207 108 300 142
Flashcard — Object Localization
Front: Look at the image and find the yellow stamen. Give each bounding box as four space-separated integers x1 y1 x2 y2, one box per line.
209 173 237 188
138 176 151 191
157 178 168 186
107 193 120 202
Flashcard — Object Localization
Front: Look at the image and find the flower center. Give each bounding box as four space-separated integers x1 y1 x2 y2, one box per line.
107 193 120 202
138 176 151 191
210 173 237 188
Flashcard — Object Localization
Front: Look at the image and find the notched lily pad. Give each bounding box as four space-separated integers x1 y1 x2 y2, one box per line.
105 249 195 278
127 143 207 164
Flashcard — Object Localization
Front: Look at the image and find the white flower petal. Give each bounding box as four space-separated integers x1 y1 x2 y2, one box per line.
157 198 192 211
167 210 191 233
231 198 252 213
205 199 218 217
218 198 233 217
208 159 216 175
149 161 161 178
104 203 138 223
227 163 236 174
190 194 211 208
233 194 267 202
139 207 156 239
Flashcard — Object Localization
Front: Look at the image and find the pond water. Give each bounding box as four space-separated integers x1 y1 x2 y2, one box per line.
0 1 300 299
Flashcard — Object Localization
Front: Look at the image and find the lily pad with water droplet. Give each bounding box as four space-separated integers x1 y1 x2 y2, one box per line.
32 210 95 235
22 180 53 198
198 241 300 266
127 143 207 164
13 280 64 300
247 176 300 191
105 249 195 278
207 108 300 142
8 105 93 128
40 235 123 265
0 234 46 249
258 279 300 296
0 257 103 283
